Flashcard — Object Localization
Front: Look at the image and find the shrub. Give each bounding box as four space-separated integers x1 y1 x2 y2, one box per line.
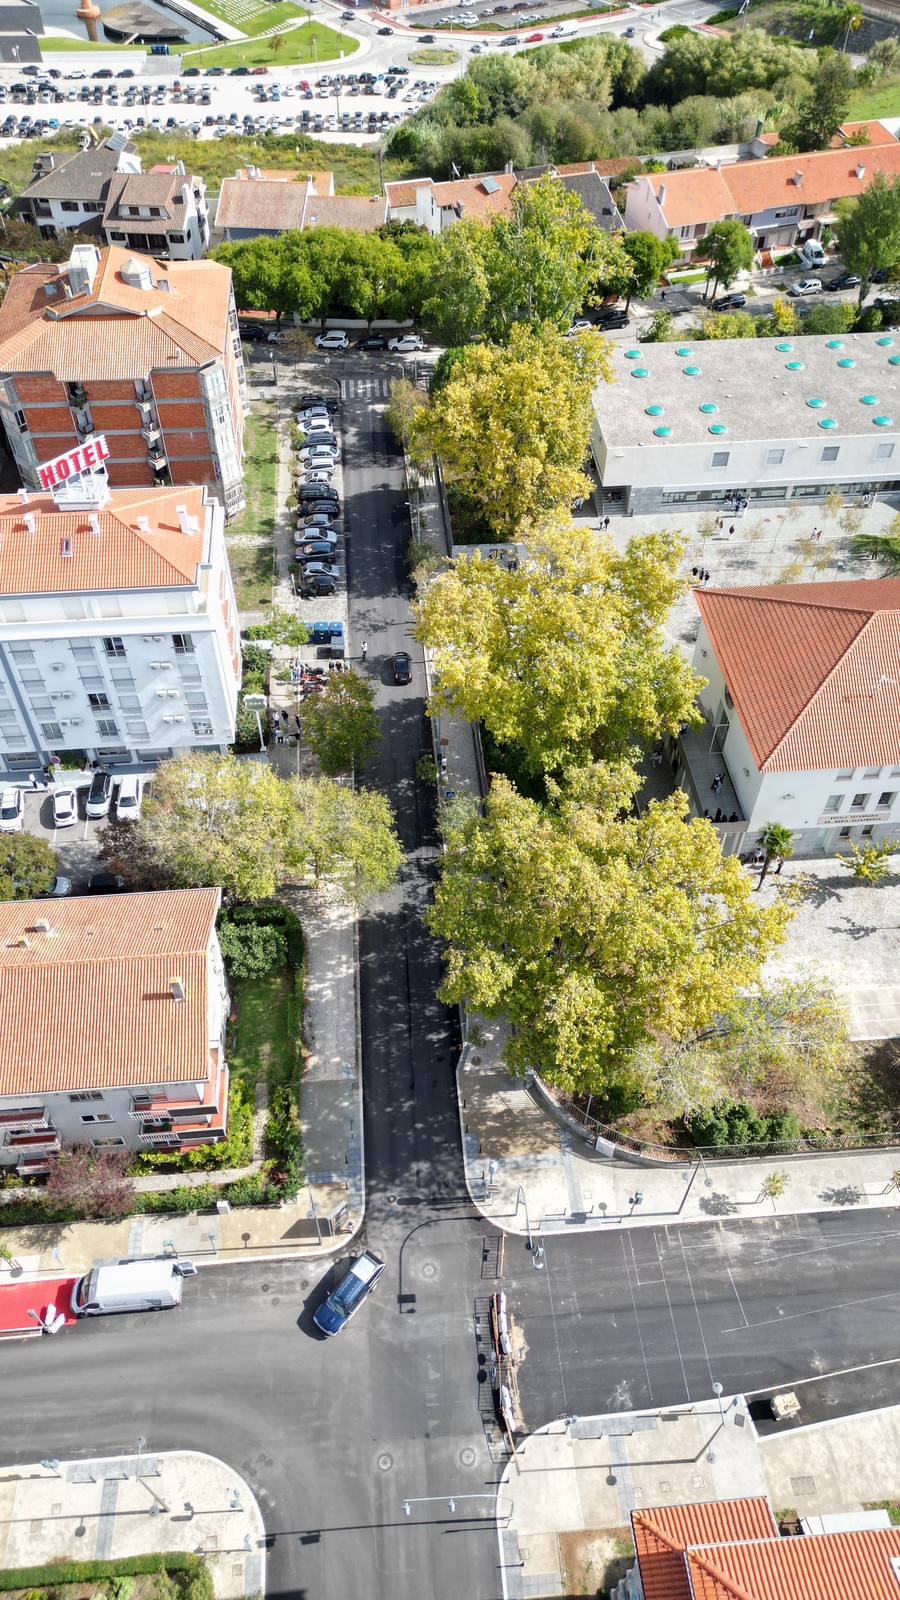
266 1083 300 1164
219 919 287 979
685 1099 770 1147
0 1557 204 1591
218 901 304 968
659 22 692 38
179 1567 215 1600
107 1579 136 1600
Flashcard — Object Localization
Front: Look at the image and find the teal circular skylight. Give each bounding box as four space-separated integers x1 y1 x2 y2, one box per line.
645 404 664 415
708 423 727 435
776 341 792 352
676 346 692 356
890 356 900 366
818 418 838 429
699 402 718 413
653 425 672 437
837 358 855 368
683 364 701 375
874 415 893 426
786 360 804 371
807 397 824 407
860 395 878 405
625 348 641 359
631 367 649 378
878 336 895 346
826 339 843 349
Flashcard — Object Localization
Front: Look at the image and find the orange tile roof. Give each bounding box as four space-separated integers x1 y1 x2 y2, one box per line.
646 167 737 228
633 1500 777 1600
432 171 517 218
0 485 206 594
724 143 900 216
384 177 426 208
686 1527 900 1600
216 174 310 232
836 120 897 145
0 888 221 1095
696 578 900 773
0 247 233 382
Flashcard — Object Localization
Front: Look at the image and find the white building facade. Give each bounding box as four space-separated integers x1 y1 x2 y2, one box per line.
0 447 240 775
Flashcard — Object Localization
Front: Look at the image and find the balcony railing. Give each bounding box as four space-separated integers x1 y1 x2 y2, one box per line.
139 1130 181 1147
0 1107 47 1132
148 451 168 471
7 1130 60 1152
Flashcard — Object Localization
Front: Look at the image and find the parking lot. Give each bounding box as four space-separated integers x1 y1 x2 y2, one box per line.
0 771 147 892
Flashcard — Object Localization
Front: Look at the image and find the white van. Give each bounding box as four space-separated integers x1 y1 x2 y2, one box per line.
800 239 826 268
70 1256 196 1317
551 19 577 35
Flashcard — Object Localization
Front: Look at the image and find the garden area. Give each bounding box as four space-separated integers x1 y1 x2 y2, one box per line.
224 405 277 612
0 1555 214 1600
181 19 357 70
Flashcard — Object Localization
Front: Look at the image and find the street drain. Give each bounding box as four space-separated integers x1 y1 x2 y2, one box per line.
459 1448 477 1468
421 1262 437 1280
378 1454 394 1472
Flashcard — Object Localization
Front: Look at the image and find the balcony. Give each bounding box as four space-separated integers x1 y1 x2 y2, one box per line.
17 1154 58 1176
0 1106 47 1133
7 1129 61 1153
139 1130 182 1147
148 451 168 471
141 425 161 444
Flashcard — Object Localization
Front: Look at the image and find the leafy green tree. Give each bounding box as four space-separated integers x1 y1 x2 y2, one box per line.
302 670 382 776
619 231 680 309
410 325 612 539
853 512 900 571
427 769 788 1094
785 50 854 151
243 608 309 648
836 171 900 305
385 377 426 446
642 308 675 342
415 517 702 773
0 832 58 899
836 838 898 882
755 821 795 889
696 217 754 299
218 919 287 978
420 219 492 348
642 28 813 106
298 778 403 900
799 302 857 334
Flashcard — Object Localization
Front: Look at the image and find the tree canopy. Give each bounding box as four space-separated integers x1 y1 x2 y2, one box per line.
783 50 854 151
696 218 755 298
302 669 382 776
0 832 58 900
409 324 613 538
214 223 439 324
836 171 900 304
415 518 702 774
129 752 401 902
428 769 788 1095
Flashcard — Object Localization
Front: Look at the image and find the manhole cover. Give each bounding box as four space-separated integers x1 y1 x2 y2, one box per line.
791 1475 818 1496
388 1194 396 1203
271 1297 281 1305
301 1281 309 1290
378 1454 393 1472
260 1283 270 1294
459 1447 477 1468
421 1262 437 1280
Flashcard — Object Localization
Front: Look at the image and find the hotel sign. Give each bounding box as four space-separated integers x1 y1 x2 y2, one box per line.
37 435 110 491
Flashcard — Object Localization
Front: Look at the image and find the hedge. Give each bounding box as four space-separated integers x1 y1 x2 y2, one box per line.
0 1554 204 1590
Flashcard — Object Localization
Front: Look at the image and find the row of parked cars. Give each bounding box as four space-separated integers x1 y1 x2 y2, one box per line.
293 395 343 599
0 771 144 835
314 331 426 352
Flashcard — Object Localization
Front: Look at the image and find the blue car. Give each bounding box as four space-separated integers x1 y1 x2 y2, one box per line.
313 1250 385 1336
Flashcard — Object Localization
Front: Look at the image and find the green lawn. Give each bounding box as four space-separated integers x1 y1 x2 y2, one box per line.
846 78 900 122
40 35 146 49
229 969 303 1096
226 403 277 611
182 19 356 66
190 0 310 36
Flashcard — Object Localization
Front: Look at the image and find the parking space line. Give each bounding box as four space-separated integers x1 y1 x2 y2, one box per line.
721 1286 900 1336
620 1232 655 1406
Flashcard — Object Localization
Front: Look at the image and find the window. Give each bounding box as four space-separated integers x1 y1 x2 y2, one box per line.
60 201 80 212
96 718 119 738
172 633 194 655
9 645 34 664
862 825 875 837
0 709 18 726
711 451 730 468
191 718 213 737
823 794 843 812
821 446 840 463
103 636 126 659
839 826 852 838
185 692 208 710
126 720 149 742
71 644 96 663
109 231 127 242
876 443 895 461
69 1091 103 1103
879 791 896 809
19 670 43 689
119 695 141 713
109 668 134 690
168 232 184 244
12 407 26 431
79 671 105 692
863 767 882 778
766 449 785 466
91 1137 126 1148
851 793 870 809
88 692 110 711
96 745 127 758
40 721 62 741
80 1112 113 1124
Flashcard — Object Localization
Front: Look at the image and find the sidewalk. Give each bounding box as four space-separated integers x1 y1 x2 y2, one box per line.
458 1021 900 1237
0 1452 265 1599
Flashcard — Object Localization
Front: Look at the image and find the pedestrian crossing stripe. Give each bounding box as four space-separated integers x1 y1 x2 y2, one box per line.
340 378 392 400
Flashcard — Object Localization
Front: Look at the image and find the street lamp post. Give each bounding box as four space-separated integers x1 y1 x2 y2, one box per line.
135 1436 146 1484
402 1493 511 1519
306 1181 322 1246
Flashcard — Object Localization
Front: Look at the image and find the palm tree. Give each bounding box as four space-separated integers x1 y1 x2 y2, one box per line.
842 1 863 51
755 822 795 890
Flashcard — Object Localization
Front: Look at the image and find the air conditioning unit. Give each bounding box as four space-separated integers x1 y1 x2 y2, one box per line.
149 662 165 670
51 692 73 702
50 663 66 673
171 714 186 723
64 718 83 728
151 635 163 643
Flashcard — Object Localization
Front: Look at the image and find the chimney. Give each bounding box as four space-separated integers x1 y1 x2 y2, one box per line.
88 512 101 535
24 512 35 536
170 976 185 1002
658 182 667 207
136 515 151 532
176 503 191 535
175 159 185 176
17 487 29 505
794 170 804 187
33 919 55 937
855 161 865 179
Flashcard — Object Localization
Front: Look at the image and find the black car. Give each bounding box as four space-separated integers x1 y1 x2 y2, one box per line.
392 651 412 685
87 871 127 894
712 292 746 311
298 393 339 414
826 273 861 291
183 65 200 75
117 67 135 77
872 267 889 284
230 64 250 74
298 486 340 505
419 33 435 41
93 67 114 78
300 575 337 596
21 64 39 74
595 309 629 329
357 333 387 350
377 25 392 32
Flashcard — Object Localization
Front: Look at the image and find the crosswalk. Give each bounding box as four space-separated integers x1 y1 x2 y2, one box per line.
340 377 392 401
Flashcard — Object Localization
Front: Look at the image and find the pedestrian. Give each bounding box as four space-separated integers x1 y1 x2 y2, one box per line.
728 524 735 538
711 776 720 794
440 754 448 776
604 515 610 531
660 290 666 304
295 715 302 734
714 807 723 822
361 640 368 660
28 770 39 789
716 517 723 531
281 708 289 724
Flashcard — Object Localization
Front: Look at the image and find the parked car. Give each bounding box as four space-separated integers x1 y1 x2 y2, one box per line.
524 30 544 40
0 786 23 832
826 273 860 291
388 334 424 352
300 574 337 596
87 871 126 893
300 511 340 532
314 330 350 350
298 394 339 413
313 1249 385 1335
116 774 143 822
296 539 339 560
789 278 822 297
874 297 900 323
564 317 592 336
52 787 78 828
712 293 747 311
377 24 393 32
301 561 340 580
392 651 412 685
595 309 629 329
42 874 73 897
85 768 114 819
357 333 388 350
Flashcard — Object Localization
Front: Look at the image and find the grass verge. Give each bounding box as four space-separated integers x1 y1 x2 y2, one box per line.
40 35 146 49
229 968 304 1097
182 18 355 66
409 46 459 63
846 78 900 122
187 0 307 35
226 403 277 611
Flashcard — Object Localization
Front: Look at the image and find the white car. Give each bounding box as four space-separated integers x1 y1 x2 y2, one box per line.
299 440 339 459
116 774 143 822
52 786 78 828
297 409 333 425
294 527 338 546
315 330 349 350
302 561 340 579
388 334 424 352
564 318 593 337
0 786 23 833
789 278 822 297
298 419 336 437
297 470 335 486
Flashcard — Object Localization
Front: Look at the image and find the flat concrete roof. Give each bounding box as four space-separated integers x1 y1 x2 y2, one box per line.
594 331 900 449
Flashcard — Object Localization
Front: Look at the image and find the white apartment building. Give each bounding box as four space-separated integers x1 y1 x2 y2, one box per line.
592 333 900 514
0 447 240 774
673 576 900 858
0 889 230 1174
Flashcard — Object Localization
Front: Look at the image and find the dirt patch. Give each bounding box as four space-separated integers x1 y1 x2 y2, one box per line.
558 1528 634 1597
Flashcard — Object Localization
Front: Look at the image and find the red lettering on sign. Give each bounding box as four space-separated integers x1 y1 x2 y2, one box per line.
38 462 56 490
36 434 110 490
81 441 95 467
